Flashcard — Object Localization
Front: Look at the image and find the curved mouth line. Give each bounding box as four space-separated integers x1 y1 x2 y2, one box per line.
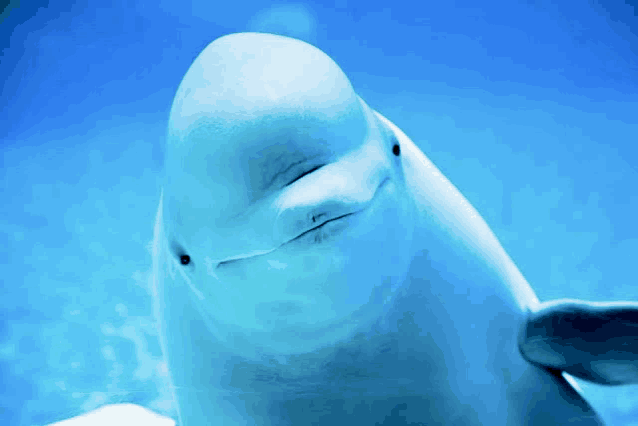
216 213 355 268
283 212 357 245
217 176 390 268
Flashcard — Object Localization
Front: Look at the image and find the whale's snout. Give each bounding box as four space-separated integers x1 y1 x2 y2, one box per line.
212 140 392 267
273 162 389 246
215 160 389 267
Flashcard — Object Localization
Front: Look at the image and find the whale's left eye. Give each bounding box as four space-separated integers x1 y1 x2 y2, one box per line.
180 254 191 265
392 143 400 156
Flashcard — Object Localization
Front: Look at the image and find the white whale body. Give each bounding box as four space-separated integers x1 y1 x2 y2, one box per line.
50 32 638 426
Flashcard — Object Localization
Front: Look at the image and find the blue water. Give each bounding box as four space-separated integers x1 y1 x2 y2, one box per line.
1 1 637 425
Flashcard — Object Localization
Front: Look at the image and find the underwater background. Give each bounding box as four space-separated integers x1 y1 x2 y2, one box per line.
1 0 637 424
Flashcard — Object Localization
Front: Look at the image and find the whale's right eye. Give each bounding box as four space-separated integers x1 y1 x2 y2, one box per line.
171 241 192 266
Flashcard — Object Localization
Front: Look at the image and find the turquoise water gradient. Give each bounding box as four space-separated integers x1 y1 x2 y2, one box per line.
1 0 637 424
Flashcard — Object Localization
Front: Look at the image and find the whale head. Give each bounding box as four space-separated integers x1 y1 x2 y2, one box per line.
159 32 416 357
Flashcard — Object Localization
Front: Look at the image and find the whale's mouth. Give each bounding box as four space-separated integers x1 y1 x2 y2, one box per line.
282 212 358 244
217 176 389 268
216 212 358 268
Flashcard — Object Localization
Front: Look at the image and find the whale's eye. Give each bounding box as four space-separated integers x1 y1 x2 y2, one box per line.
392 144 400 156
180 254 191 265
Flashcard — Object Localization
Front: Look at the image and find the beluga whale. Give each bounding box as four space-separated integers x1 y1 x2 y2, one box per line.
149 32 638 426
